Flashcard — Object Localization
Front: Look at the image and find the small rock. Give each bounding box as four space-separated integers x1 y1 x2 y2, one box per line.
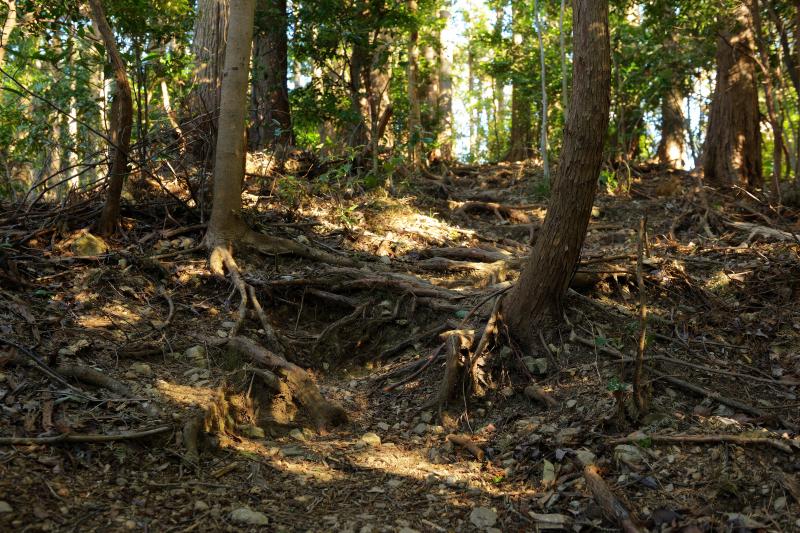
130 363 152 377
0 501 12 513
124 520 137 530
469 507 497 529
376 422 390 431
555 427 582 445
216 330 228 338
184 345 206 365
419 411 433 423
240 424 265 439
0 372 6 383
386 479 403 488
221 321 236 330
614 444 645 467
361 433 381 447
522 356 548 374
289 429 306 442
194 501 209 511
566 399 577 408
280 445 305 457
575 449 596 466
774 496 787 511
412 423 428 435
230 507 269 526
71 233 108 256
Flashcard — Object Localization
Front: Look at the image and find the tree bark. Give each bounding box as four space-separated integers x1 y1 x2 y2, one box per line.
187 0 230 161
204 0 255 249
88 0 133 236
506 0 534 162
250 0 293 150
703 4 762 190
503 0 611 351
0 0 16 68
438 6 454 161
656 83 687 169
407 0 422 171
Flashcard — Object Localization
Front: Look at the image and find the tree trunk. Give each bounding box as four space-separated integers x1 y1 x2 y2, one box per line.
438 6 454 161
506 0 534 162
250 0 293 150
89 0 133 236
0 0 16 68
751 0 782 201
503 0 611 352
703 4 762 190
656 83 687 169
204 0 255 249
407 0 422 170
559 0 568 116
187 0 230 161
534 0 550 184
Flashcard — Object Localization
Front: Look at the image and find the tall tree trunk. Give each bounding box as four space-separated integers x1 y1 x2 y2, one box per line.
751 0 782 201
0 0 16 68
187 0 230 161
204 0 255 249
559 0 568 116
656 83 687 169
438 6 453 161
703 4 762 190
534 0 550 184
506 0 534 161
89 0 133 236
250 0 293 150
503 0 611 352
407 0 422 170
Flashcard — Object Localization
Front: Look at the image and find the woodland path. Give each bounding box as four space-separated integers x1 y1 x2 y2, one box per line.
1 162 799 532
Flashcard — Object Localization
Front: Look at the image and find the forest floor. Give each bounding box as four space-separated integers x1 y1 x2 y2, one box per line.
1 161 800 532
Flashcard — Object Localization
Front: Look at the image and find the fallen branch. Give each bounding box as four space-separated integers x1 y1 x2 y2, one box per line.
57 364 162 418
569 332 797 431
583 464 642 533
446 433 485 461
0 425 172 445
608 433 796 454
524 384 558 408
377 320 457 360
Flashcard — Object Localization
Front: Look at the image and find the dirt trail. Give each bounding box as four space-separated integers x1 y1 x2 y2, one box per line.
1 163 799 532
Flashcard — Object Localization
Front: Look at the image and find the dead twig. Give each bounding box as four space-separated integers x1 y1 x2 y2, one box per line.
0 425 172 445
632 215 647 413
608 433 796 454
583 464 642 533
446 433 485 461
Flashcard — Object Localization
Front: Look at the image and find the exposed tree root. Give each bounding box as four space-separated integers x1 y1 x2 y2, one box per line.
583 464 642 533
435 330 474 412
453 201 533 224
377 320 456 361
213 335 347 432
524 384 558 408
182 414 203 463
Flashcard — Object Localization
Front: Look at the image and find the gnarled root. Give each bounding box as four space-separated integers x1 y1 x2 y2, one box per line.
208 244 286 354
219 336 347 432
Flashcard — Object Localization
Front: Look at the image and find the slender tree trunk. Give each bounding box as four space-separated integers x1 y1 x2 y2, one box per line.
559 0 568 116
438 6 454 160
506 0 533 161
187 0 230 161
204 0 255 248
468 49 478 157
503 0 611 352
89 0 133 236
250 0 293 150
534 0 549 184
0 0 16 68
656 83 687 169
703 4 762 190
751 0 782 201
407 0 422 170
